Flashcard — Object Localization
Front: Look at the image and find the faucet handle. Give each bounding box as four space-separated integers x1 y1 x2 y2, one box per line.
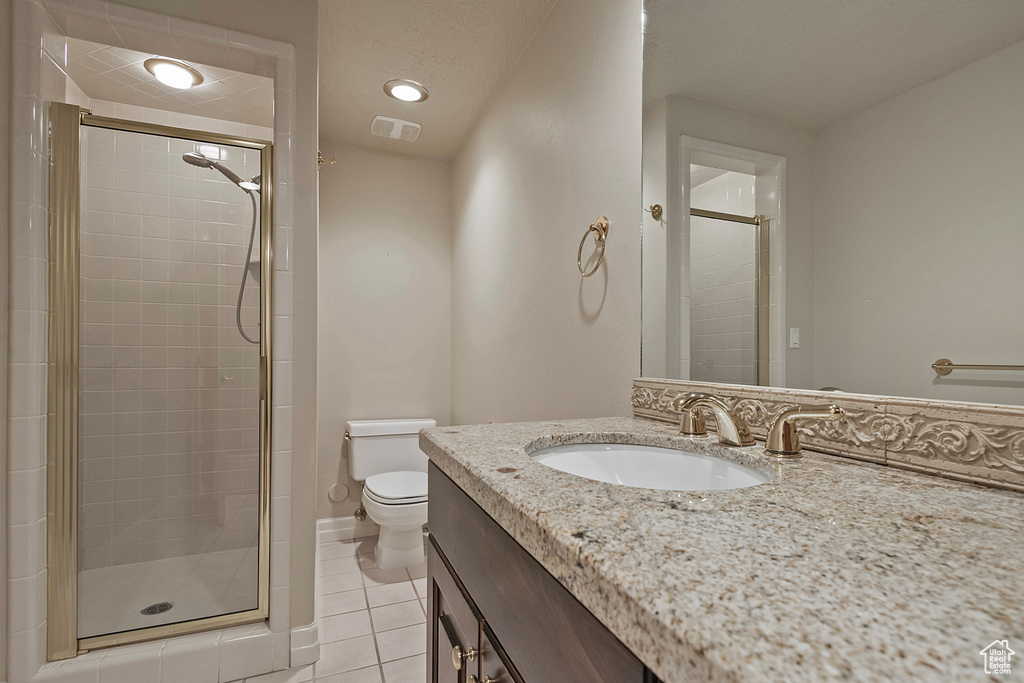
668 393 709 436
671 393 755 446
766 404 845 457
668 392 709 411
679 408 706 436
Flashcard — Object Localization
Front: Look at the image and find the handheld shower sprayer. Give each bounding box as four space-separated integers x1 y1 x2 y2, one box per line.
182 151 249 188
181 150 262 345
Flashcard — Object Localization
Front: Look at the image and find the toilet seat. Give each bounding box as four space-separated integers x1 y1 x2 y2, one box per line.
364 471 427 505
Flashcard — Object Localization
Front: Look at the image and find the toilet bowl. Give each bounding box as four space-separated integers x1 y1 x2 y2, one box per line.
361 471 428 569
346 419 434 569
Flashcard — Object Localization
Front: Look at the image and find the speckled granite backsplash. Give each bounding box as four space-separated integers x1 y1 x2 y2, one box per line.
422 417 1024 682
633 378 1024 492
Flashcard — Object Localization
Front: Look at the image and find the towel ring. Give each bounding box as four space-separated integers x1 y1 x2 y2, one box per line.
577 216 609 277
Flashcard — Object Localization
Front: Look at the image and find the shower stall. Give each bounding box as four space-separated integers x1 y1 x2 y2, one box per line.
46 102 273 657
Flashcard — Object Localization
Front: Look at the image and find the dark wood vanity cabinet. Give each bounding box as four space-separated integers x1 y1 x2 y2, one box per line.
429 542 516 683
427 463 662 683
429 546 480 683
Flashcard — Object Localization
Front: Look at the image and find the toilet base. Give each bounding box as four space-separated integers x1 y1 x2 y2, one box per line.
374 525 426 569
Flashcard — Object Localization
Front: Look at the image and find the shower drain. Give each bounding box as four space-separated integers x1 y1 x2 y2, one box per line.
140 602 174 616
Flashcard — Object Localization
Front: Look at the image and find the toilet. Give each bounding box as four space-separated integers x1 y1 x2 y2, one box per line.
346 418 435 569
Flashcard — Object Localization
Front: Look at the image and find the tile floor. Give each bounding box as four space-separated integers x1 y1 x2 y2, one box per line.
244 535 428 683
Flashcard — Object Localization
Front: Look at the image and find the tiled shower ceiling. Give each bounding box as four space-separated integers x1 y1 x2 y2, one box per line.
65 37 273 128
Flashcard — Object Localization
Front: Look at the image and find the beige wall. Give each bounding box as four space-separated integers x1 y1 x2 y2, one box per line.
646 96 817 390
317 142 452 520
813 40 1024 404
451 0 643 425
641 101 669 379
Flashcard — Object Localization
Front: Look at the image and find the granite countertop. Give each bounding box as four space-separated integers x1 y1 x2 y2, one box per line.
420 417 1024 682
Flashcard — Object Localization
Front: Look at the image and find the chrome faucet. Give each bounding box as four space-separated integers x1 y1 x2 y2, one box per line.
766 404 845 457
670 393 755 447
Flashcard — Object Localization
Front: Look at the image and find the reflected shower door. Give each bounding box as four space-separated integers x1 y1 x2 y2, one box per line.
75 119 269 641
688 214 759 385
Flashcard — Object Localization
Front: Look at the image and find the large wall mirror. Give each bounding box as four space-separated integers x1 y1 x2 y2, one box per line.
641 0 1024 406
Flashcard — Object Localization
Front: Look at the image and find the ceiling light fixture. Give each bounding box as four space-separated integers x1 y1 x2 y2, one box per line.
144 57 204 89
383 79 428 103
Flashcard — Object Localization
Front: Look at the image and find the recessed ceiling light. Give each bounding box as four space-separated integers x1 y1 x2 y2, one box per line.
144 57 204 89
383 79 428 103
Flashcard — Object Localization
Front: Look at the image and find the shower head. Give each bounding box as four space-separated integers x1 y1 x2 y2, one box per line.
181 152 246 189
182 151 212 168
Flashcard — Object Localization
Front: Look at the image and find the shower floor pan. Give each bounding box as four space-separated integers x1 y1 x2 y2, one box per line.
77 544 258 639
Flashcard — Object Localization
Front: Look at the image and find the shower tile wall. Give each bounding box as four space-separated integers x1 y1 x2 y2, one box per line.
689 171 757 385
77 103 271 571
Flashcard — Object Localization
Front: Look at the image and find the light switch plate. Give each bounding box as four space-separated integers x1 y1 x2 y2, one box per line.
789 327 800 349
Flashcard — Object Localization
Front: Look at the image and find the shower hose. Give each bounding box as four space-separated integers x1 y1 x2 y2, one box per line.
237 190 260 345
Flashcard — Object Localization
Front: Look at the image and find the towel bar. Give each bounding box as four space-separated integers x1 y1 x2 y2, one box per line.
932 358 1024 376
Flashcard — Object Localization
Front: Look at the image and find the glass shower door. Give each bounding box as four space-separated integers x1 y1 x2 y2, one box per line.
688 213 759 385
46 103 272 655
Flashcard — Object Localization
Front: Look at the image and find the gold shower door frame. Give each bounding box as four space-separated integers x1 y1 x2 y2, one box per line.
46 102 274 658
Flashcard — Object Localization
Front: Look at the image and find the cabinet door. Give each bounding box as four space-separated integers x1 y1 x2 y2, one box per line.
429 542 480 683
478 624 520 683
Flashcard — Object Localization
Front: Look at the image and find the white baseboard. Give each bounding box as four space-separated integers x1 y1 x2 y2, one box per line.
317 515 380 543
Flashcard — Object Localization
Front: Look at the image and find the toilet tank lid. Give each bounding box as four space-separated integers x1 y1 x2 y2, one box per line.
345 418 437 437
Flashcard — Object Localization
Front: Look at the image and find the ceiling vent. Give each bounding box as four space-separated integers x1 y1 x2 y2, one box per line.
371 115 421 142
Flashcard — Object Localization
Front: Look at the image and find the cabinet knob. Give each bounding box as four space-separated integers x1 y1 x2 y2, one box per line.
469 676 498 683
452 645 477 670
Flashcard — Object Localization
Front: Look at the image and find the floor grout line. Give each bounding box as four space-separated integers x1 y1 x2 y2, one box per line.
309 537 428 682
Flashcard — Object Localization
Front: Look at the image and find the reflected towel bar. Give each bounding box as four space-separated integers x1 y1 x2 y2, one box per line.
932 358 1024 376
691 207 760 225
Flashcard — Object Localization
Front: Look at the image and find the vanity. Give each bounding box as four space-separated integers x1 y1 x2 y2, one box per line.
421 411 1024 682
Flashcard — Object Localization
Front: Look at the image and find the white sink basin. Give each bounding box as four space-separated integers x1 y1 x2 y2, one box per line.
528 443 769 492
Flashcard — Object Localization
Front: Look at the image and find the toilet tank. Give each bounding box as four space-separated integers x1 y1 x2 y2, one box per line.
346 418 436 481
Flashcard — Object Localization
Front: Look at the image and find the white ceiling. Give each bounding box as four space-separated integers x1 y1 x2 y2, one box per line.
65 37 274 128
62 0 1020 157
644 0 1024 131
317 0 557 160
